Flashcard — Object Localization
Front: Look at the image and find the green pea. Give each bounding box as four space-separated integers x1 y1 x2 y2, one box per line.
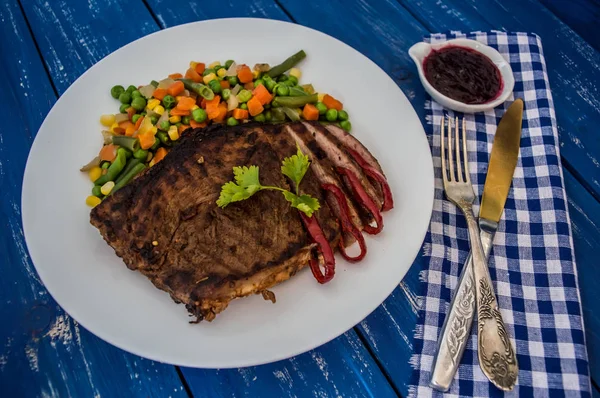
151 137 161 151
277 75 289 82
111 85 125 99
264 103 271 110
149 115 158 125
159 120 170 131
131 97 146 111
131 114 141 124
101 161 110 170
162 95 176 109
182 116 191 125
126 85 137 94
227 117 239 126
192 108 207 123
131 90 142 99
338 110 349 121
240 103 248 110
316 102 328 115
276 85 289 96
254 79 265 88
202 68 215 77
287 76 298 86
150 80 159 87
340 120 352 132
265 78 277 92
225 60 235 69
133 148 148 160
208 79 221 94
227 76 239 86
326 109 338 122
119 92 132 104
92 185 103 197
119 103 130 113
157 131 170 144
222 88 231 101
140 111 147 116
236 89 252 103
254 113 266 123
265 110 272 122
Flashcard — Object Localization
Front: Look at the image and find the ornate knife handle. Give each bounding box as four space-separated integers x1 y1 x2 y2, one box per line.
467 214 518 391
430 223 495 392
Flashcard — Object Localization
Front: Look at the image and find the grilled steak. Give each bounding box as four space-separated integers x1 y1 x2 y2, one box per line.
91 121 391 321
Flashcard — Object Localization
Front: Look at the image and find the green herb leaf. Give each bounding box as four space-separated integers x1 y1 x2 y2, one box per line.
281 147 310 193
282 191 321 217
216 166 262 207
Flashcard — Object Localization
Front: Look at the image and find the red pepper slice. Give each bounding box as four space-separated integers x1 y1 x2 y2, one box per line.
337 166 384 235
300 212 335 283
322 183 367 262
347 148 394 211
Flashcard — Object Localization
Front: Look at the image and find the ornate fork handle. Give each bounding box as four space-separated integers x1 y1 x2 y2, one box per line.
461 201 518 391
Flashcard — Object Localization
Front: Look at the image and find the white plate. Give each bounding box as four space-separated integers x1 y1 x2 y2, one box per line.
22 18 433 368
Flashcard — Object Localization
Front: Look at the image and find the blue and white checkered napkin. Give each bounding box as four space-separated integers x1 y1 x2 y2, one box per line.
409 32 591 397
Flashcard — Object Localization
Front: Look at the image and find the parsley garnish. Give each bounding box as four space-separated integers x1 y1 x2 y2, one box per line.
216 147 320 217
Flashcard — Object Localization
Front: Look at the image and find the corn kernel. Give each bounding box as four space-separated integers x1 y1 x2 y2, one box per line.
100 181 115 196
289 68 302 79
203 73 217 84
252 69 261 79
110 122 119 133
209 61 221 69
317 92 326 102
191 105 199 110
146 152 153 162
88 166 102 182
168 126 179 141
149 158 156 167
217 68 227 78
100 114 116 127
146 99 160 110
154 105 165 115
169 115 181 123
189 61 198 69
86 195 102 208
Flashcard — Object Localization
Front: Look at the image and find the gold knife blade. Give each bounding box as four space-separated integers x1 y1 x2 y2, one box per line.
479 99 523 223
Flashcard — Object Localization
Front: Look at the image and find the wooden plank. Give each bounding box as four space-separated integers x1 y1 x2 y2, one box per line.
539 0 600 51
143 1 400 396
0 1 186 396
397 0 600 200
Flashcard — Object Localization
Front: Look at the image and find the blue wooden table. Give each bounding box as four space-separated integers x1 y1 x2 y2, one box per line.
1 0 599 396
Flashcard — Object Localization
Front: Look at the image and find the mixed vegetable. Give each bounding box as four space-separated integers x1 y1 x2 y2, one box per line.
82 50 352 207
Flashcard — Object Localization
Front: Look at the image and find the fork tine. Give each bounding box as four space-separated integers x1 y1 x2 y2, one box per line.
447 117 454 182
462 118 470 183
455 116 463 182
440 117 447 184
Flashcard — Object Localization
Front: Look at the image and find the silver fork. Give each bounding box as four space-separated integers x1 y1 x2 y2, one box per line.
441 117 518 391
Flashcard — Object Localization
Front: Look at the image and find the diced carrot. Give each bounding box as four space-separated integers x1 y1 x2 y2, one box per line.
112 126 125 135
247 97 264 117
168 73 183 79
323 94 343 111
126 107 136 121
237 65 253 83
194 63 206 75
134 116 144 130
119 120 135 131
138 131 156 150
169 107 191 116
252 84 272 105
176 96 196 111
99 144 118 162
220 80 230 89
185 67 202 83
125 125 136 136
214 103 228 122
244 82 255 90
200 98 207 109
205 95 221 111
302 104 319 121
153 147 168 164
152 88 167 100
232 108 249 120
189 120 207 129
178 124 189 134
167 81 185 97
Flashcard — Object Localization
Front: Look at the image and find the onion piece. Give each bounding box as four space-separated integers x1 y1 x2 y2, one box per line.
227 94 239 111
182 89 190 97
157 110 169 126
231 84 242 96
225 61 238 77
158 78 175 89
101 130 113 145
281 107 301 122
80 156 101 172
139 84 155 99
115 113 129 124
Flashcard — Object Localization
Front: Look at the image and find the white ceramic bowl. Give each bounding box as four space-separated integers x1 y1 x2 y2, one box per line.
408 38 514 113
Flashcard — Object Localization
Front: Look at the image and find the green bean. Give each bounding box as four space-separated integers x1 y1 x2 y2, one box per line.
133 148 148 160
119 158 141 178
92 185 103 197
281 107 300 122
151 137 161 151
95 149 127 185
270 108 286 123
112 163 146 194
112 136 140 152
177 79 214 100
111 85 125 99
122 148 133 159
272 93 318 108
157 131 170 144
101 161 110 170
288 87 307 97
326 109 338 122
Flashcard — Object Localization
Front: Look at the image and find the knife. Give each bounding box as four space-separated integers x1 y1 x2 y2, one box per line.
430 99 523 392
